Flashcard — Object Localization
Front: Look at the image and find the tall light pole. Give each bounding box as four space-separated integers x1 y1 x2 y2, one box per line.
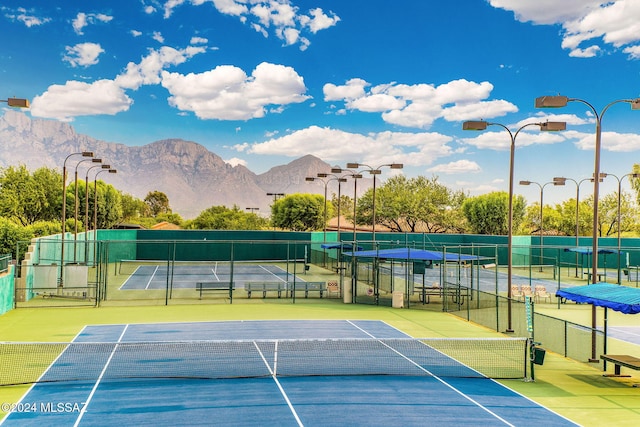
85 164 110 262
245 207 259 213
266 193 284 230
92 169 117 266
74 158 102 262
60 151 94 287
536 95 640 362
463 120 565 332
93 169 117 231
553 176 595 277
519 180 559 270
535 96 640 284
317 173 347 236
332 168 363 244
305 175 346 242
607 172 640 284
345 162 403 241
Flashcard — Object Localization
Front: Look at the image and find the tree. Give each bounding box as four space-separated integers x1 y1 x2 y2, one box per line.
120 193 149 220
188 205 267 230
0 165 62 226
355 175 468 233
0 217 33 257
462 191 525 235
271 194 325 231
597 191 637 237
144 191 171 216
519 203 562 235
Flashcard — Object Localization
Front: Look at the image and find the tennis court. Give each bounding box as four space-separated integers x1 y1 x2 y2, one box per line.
1 320 578 426
118 260 307 290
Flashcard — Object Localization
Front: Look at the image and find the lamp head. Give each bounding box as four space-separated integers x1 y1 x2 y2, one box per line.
519 180 532 186
462 120 488 131
352 174 363 179
6 98 30 108
540 121 566 131
346 163 360 169
338 178 347 183
553 177 567 184
317 173 329 178
101 164 111 169
390 163 403 169
535 95 569 108
305 177 315 182
330 167 343 173
631 99 640 110
91 158 102 163
82 151 94 157
108 170 117 174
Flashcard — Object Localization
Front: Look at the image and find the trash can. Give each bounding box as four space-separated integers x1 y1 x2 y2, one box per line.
392 291 405 308
533 347 546 365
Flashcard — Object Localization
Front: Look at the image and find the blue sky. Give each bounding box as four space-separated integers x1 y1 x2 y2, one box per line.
1 0 640 205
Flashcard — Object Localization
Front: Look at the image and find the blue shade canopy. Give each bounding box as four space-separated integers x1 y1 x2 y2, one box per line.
564 247 620 255
342 247 480 262
556 284 640 314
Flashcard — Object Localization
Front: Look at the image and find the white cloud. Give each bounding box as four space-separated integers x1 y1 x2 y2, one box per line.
29 80 132 121
569 130 640 152
489 0 640 60
161 62 309 120
190 36 208 44
300 8 340 34
460 130 566 151
225 157 247 167
31 45 206 121
568 45 601 58
3 7 51 27
428 160 481 174
163 1 339 49
240 126 454 167
325 78 517 129
116 46 206 90
131 29 142 37
72 12 113 35
323 79 368 101
63 43 105 68
153 31 165 43
622 45 640 59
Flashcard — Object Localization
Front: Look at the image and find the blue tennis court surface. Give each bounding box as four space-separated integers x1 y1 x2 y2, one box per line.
1 320 578 426
120 263 306 290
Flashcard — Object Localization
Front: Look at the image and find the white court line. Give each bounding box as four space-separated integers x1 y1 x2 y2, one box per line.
253 341 303 427
73 325 129 427
346 320 516 427
0 327 94 426
144 266 159 290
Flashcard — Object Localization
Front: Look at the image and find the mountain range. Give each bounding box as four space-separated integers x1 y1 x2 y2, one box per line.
0 111 370 219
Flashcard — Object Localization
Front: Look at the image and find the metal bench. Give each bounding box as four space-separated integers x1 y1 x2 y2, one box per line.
601 354 640 385
196 282 234 301
290 282 326 298
245 282 288 298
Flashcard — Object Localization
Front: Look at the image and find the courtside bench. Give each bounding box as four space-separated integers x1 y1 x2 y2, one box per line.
244 281 327 298
290 282 326 298
601 354 640 384
245 282 288 298
196 282 234 301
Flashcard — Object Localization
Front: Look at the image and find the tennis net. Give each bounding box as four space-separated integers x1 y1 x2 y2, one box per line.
0 337 528 386
117 259 307 277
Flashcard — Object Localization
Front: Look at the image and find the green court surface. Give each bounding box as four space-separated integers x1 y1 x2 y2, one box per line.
1 302 639 426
